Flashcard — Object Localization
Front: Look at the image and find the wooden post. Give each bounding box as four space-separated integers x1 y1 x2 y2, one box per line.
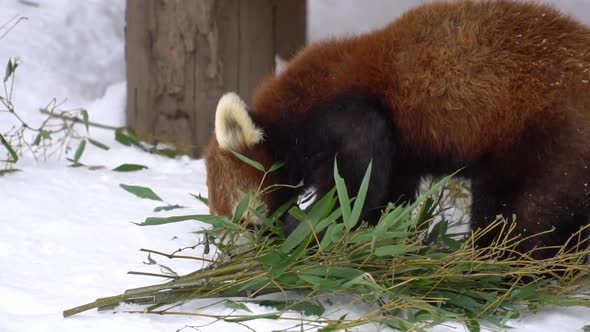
126 0 305 156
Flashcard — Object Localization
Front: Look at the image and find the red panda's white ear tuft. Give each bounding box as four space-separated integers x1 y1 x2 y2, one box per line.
215 92 263 151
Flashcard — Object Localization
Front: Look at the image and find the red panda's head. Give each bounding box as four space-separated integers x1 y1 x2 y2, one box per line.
205 93 276 224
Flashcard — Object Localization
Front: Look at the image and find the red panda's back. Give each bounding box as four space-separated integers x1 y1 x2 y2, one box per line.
388 0 590 158
252 0 590 160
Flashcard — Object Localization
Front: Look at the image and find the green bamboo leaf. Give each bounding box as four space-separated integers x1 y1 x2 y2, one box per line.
298 274 343 292
159 264 178 277
302 266 364 279
88 138 110 150
465 312 481 332
0 132 18 162
249 300 325 316
374 244 425 257
318 314 348 332
32 130 51 146
4 58 17 82
235 277 270 292
270 197 297 220
315 206 343 234
115 128 144 149
120 184 163 201
232 192 251 224
348 161 372 229
379 174 455 232
383 319 411 331
255 251 291 278
320 223 345 250
113 164 148 172
224 300 252 313
73 139 87 163
231 150 265 172
196 214 241 230
318 327 339 332
115 128 132 146
190 193 209 206
308 187 337 223
153 204 185 212
282 189 338 253
80 109 89 132
134 215 197 226
509 279 551 301
288 233 313 262
224 312 281 322
0 168 21 176
151 147 177 158
268 161 285 172
133 214 238 228
142 253 157 265
282 217 312 253
333 159 351 226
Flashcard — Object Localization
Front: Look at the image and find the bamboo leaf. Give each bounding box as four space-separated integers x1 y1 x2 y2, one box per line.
133 214 238 229
235 277 270 292
0 132 18 162
465 312 481 332
268 161 285 172
115 128 144 149
73 139 87 163
232 192 251 224
153 204 185 212
348 161 372 229
134 215 197 226
88 138 110 150
0 168 21 176
283 189 338 253
282 217 312 253
151 147 177 158
308 188 337 223
190 193 209 207
80 109 89 132
320 223 345 250
224 312 281 322
231 150 265 172
333 159 351 227
32 130 51 146
224 300 253 313
302 266 364 279
120 184 163 201
4 58 17 82
374 244 425 257
298 274 343 292
113 163 148 172
249 300 325 316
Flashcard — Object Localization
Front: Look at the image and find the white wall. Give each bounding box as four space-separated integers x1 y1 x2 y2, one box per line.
309 0 590 41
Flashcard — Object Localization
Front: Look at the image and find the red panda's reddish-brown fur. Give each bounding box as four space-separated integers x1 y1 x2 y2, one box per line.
253 0 590 160
206 0 590 258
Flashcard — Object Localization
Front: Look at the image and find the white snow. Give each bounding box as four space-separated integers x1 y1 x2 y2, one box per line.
1 1 590 331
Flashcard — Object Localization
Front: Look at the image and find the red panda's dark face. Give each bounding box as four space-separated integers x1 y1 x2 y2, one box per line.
205 93 276 225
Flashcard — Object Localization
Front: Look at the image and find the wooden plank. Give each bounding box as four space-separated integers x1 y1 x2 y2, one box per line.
125 0 305 155
275 0 307 59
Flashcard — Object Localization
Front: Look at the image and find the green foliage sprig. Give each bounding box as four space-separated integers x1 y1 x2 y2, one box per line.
64 155 590 332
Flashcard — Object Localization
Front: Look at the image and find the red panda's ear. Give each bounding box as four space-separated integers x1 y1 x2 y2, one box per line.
214 92 263 151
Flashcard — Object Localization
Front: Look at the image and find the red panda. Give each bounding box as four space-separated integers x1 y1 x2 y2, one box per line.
205 0 590 259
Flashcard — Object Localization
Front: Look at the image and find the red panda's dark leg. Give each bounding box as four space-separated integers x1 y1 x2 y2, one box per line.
470 176 523 249
471 161 589 259
510 166 590 260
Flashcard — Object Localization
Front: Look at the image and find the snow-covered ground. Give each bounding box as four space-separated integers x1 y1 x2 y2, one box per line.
1 1 590 331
